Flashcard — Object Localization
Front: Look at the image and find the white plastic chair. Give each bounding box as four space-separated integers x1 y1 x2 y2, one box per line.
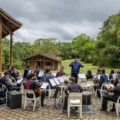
95 82 109 100
24 89 41 111
21 83 24 94
68 93 82 119
99 83 108 102
2 84 8 100
107 96 120 116
86 79 94 92
47 83 54 100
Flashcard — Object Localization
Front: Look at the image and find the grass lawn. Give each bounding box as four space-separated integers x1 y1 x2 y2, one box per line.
62 59 119 74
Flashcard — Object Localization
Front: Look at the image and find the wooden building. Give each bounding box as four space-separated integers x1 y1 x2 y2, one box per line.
0 8 22 77
23 53 62 70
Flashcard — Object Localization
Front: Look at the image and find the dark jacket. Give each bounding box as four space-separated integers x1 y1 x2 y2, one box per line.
24 80 41 90
24 80 41 97
11 70 19 81
109 74 113 80
8 69 12 76
0 76 12 90
86 74 93 80
65 83 83 96
114 78 118 87
23 68 29 78
36 70 40 77
98 74 108 88
36 70 41 80
69 62 83 74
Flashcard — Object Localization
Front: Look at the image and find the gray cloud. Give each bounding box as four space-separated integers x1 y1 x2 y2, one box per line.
1 0 120 42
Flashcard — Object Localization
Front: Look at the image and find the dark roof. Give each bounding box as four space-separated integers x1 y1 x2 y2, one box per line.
23 53 62 62
0 8 22 38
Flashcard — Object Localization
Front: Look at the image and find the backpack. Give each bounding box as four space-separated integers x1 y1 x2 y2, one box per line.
26 80 32 89
57 97 64 109
0 88 6 97
102 74 109 82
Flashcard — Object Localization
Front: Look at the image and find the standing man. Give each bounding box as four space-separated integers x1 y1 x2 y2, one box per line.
69 57 84 83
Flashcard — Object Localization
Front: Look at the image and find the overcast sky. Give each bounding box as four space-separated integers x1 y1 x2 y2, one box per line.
1 0 120 43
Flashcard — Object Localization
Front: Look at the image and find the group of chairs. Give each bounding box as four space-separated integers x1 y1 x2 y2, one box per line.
22 76 83 119
90 74 120 117
24 88 83 118
77 75 120 117
1 74 120 119
96 82 120 116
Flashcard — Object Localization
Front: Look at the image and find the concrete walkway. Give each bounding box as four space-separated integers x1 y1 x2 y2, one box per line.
0 96 119 120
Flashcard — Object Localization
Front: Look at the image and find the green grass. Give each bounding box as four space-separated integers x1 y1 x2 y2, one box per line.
62 59 119 74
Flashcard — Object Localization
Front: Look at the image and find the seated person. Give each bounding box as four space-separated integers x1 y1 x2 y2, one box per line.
56 66 66 77
23 73 45 107
63 77 83 111
23 66 29 79
109 70 115 81
52 66 66 98
42 69 50 82
35 66 41 80
43 69 54 82
95 69 101 80
114 71 120 86
100 78 120 112
42 69 60 97
109 70 117 84
42 70 47 82
93 69 101 91
0 72 20 91
11 67 19 82
86 70 93 80
97 69 108 89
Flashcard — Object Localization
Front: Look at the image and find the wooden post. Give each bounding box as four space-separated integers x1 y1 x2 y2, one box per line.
53 61 54 70
10 33 13 66
0 22 2 77
43 61 46 70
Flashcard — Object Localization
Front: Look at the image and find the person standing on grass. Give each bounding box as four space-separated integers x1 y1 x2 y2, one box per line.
69 57 84 83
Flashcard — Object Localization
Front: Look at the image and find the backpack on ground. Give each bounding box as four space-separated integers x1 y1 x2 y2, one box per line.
0 87 6 105
0 87 6 97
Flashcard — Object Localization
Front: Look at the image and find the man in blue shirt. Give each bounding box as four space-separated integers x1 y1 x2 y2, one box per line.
69 57 84 83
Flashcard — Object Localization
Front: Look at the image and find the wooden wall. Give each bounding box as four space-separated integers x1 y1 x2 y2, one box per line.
27 60 61 70
29 61 36 70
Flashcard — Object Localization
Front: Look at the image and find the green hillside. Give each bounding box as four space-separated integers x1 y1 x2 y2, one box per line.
62 59 119 74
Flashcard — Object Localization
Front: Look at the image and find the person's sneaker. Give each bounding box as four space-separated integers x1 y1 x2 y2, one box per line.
41 104 46 107
110 109 116 112
100 109 107 111
62 109 67 113
52 96 58 98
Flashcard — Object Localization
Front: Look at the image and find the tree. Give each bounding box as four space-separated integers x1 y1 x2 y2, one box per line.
2 38 10 64
94 11 120 67
72 34 96 62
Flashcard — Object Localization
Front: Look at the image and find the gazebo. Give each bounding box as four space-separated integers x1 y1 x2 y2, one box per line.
0 8 22 77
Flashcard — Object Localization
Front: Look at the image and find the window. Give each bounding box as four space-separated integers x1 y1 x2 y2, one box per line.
46 62 53 66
